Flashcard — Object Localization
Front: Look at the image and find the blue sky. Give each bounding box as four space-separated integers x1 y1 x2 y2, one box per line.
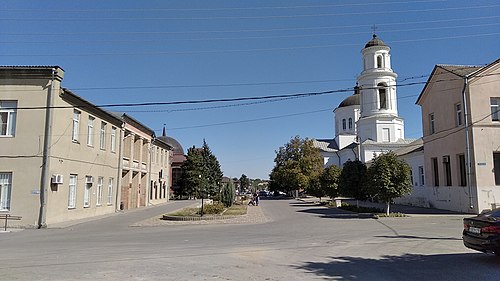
1 0 499 179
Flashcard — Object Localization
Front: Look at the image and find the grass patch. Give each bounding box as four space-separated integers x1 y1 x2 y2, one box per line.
166 203 247 217
223 204 247 216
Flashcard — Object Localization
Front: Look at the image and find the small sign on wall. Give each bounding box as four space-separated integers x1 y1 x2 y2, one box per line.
31 190 40 195
477 163 487 166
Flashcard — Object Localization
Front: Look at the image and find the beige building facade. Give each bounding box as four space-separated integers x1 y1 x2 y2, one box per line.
0 66 123 227
417 59 500 213
0 66 173 227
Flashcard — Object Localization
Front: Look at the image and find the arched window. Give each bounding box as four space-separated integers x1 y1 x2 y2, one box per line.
377 55 383 68
348 118 353 129
342 119 346 130
378 83 387 109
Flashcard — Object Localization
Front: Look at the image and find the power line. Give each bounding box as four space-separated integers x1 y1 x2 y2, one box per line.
2 33 499 57
1 4 498 21
0 1 447 12
3 15 498 36
3 23 499 45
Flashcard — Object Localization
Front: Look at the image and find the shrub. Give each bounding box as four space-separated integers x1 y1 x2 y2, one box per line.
198 202 225 215
338 203 383 213
222 183 236 207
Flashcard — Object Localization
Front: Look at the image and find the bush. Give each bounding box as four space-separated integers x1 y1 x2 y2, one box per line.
338 203 383 213
197 202 225 215
222 183 236 207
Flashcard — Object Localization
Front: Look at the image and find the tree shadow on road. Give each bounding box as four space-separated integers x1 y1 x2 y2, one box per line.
293 206 376 219
293 253 500 281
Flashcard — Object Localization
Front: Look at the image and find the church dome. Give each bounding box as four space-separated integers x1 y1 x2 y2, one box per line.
338 93 360 108
364 34 387 48
157 135 184 155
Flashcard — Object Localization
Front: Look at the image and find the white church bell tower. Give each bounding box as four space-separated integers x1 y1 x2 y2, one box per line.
356 34 404 144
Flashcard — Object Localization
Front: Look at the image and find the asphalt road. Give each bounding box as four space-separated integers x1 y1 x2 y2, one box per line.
0 199 499 281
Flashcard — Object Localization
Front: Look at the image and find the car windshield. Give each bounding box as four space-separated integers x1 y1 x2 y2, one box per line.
483 208 500 218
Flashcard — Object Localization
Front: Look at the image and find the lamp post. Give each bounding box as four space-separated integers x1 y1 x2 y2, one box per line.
199 174 204 217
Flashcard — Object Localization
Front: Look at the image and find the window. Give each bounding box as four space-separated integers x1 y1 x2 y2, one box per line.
418 166 425 186
382 128 390 142
100 122 106 150
84 176 92 207
342 119 346 130
432 157 439 186
96 177 103 206
110 126 116 152
0 172 12 211
68 174 77 209
107 178 114 205
72 110 80 142
377 55 383 68
443 156 452 186
378 83 387 109
458 154 467 187
455 103 463 126
0 101 17 137
494 153 500 186
410 169 414 186
87 116 95 146
491 98 500 121
348 118 353 130
429 113 435 134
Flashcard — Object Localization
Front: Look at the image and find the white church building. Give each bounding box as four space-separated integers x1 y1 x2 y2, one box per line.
314 34 416 167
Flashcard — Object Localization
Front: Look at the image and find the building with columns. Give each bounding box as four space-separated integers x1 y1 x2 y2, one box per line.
314 34 415 167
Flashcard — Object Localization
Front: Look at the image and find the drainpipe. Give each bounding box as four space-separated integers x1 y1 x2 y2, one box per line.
461 75 474 210
115 125 124 211
38 68 56 228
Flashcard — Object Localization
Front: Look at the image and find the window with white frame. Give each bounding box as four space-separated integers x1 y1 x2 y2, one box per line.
84 176 92 207
100 122 106 149
110 126 116 152
342 119 346 130
107 178 114 205
72 110 81 142
68 174 77 209
0 101 17 137
0 172 12 211
348 118 353 130
429 113 435 134
96 177 103 206
491 98 500 121
455 103 462 126
87 116 95 146
418 166 425 186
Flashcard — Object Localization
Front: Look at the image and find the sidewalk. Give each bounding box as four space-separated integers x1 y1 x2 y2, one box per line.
298 196 471 217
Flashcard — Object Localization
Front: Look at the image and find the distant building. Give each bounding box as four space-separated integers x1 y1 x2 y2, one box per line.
314 34 414 167
416 59 500 213
157 127 186 195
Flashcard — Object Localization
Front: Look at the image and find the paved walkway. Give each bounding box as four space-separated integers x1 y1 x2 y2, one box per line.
132 203 269 226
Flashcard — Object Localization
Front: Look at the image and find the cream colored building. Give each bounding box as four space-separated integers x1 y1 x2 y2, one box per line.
0 66 174 228
0 66 123 227
417 59 500 213
118 114 172 210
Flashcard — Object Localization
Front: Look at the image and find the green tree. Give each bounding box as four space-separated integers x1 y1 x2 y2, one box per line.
179 146 205 199
365 152 412 215
239 174 250 192
269 136 324 193
319 165 342 199
339 160 368 207
202 139 223 198
221 182 236 207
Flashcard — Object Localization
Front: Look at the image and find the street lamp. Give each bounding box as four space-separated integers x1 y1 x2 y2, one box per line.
199 174 204 217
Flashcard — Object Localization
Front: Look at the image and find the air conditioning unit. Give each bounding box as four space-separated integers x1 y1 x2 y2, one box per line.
51 174 64 185
442 156 450 163
85 176 94 184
